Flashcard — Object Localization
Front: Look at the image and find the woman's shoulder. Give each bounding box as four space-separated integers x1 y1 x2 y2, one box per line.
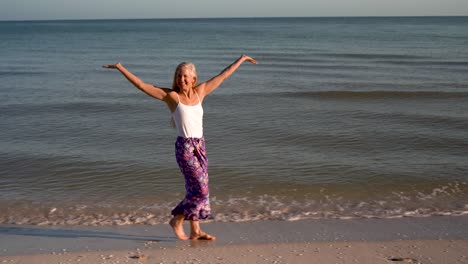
163 89 177 100
193 86 206 103
163 90 179 112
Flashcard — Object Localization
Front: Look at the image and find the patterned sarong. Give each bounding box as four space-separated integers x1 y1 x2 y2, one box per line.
171 136 211 221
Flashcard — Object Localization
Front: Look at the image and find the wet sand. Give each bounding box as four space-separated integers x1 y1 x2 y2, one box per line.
1 216 468 263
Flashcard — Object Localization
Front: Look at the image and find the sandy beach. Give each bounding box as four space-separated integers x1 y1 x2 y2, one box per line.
3 240 468 264
1 216 468 263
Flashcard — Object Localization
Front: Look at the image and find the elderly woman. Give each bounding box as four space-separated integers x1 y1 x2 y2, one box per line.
103 55 257 240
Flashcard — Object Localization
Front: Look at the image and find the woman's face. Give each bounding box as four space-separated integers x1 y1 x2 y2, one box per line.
176 67 196 92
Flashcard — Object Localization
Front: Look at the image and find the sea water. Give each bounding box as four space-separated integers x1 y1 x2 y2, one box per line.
0 17 467 225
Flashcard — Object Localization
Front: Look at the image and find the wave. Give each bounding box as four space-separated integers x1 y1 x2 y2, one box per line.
309 53 468 68
0 70 51 76
255 52 468 71
281 90 468 100
0 100 152 116
317 53 427 60
378 60 468 67
1 182 467 226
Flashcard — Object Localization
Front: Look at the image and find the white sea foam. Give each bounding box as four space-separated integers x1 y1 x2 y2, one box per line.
1 183 467 226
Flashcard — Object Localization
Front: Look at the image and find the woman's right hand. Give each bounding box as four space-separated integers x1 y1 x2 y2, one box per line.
102 62 122 69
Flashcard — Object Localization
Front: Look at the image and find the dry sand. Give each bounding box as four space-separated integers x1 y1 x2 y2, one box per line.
1 216 468 263
2 240 468 264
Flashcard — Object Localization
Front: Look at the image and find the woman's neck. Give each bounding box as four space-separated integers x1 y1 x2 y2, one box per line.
179 88 199 105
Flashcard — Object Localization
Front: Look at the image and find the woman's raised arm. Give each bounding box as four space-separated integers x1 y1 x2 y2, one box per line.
196 55 257 99
103 63 171 101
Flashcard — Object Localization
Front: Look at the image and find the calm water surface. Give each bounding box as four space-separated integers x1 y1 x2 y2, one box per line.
0 17 467 225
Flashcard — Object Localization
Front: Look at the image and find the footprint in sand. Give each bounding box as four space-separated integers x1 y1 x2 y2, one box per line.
388 257 419 263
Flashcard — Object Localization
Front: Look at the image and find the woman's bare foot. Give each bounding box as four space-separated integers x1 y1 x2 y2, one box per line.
190 231 216 241
169 215 188 240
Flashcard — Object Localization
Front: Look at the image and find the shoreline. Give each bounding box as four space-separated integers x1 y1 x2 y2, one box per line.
1 216 468 263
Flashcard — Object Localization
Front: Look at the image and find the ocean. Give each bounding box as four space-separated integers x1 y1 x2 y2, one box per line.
0 17 467 225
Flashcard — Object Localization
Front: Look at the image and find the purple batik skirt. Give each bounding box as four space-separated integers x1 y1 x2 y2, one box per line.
171 136 211 221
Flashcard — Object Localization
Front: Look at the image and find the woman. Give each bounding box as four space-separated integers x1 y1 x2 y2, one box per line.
103 54 257 240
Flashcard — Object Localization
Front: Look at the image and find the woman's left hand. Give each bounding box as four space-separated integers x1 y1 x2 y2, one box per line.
240 54 258 64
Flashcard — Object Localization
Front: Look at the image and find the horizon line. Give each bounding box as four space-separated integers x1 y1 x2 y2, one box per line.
1 15 467 23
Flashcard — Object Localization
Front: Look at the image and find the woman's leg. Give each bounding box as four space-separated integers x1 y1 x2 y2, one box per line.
189 220 216 240
169 214 188 240
173 137 214 240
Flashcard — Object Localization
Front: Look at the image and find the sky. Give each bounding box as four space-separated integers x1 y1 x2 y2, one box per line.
1 0 468 21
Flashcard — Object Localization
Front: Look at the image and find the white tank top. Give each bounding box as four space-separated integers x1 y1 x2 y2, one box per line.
172 92 204 138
